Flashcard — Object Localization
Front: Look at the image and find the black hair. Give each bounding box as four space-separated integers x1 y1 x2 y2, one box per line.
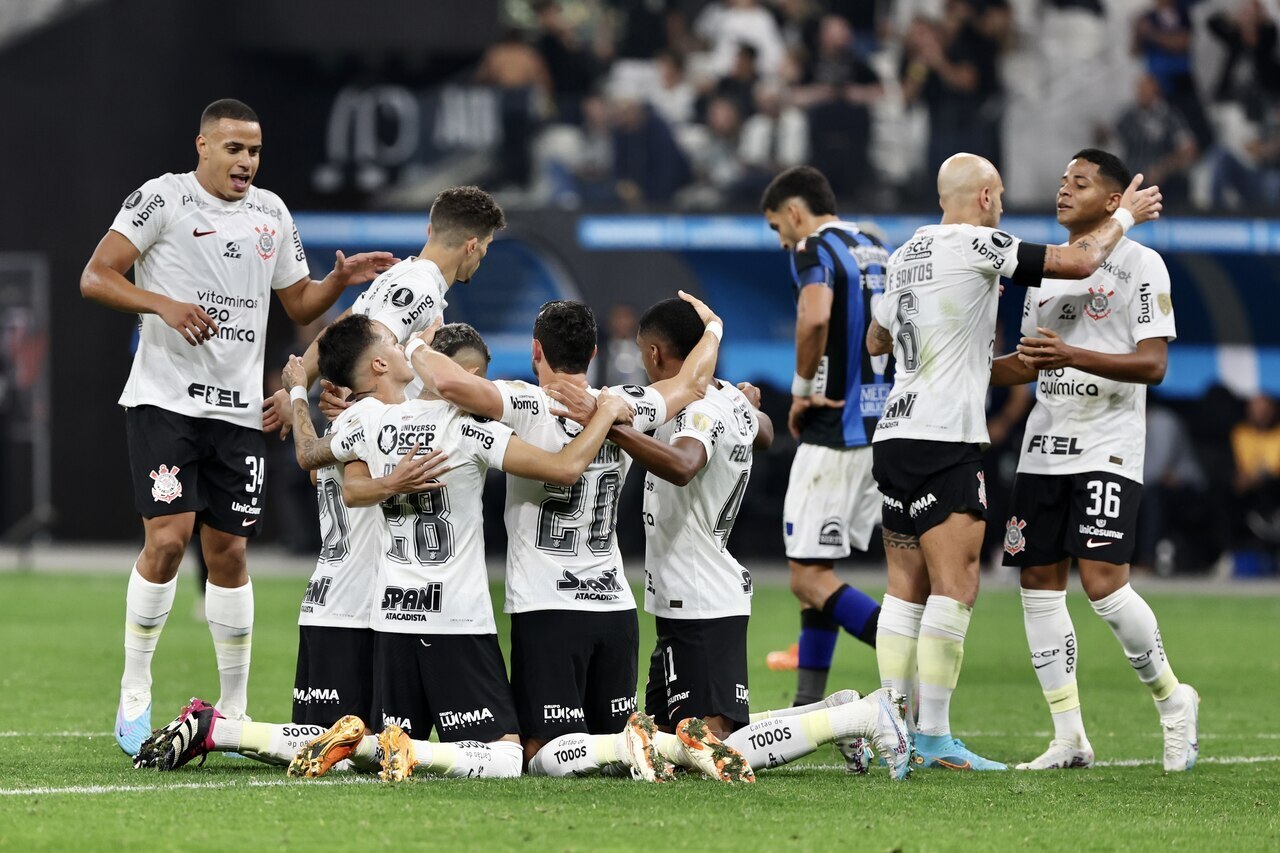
432 322 491 365
1071 148 1131 192
759 165 837 215
533 300 597 374
430 186 507 246
200 98 259 129
638 298 705 360
317 314 379 390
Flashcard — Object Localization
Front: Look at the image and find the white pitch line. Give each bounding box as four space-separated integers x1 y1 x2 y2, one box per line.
772 755 1280 772
0 776 378 797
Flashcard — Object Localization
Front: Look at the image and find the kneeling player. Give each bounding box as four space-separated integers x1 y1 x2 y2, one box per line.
553 298 914 780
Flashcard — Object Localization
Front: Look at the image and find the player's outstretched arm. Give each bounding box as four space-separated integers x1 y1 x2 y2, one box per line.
81 231 220 346
1040 175 1162 280
990 352 1038 386
646 291 723 419
501 391 634 485
341 447 450 507
275 251 399 325
411 346 504 419
1017 330 1168 384
608 426 709 487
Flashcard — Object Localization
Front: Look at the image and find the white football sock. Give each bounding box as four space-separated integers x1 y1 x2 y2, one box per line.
877 595 924 725
205 580 254 716
527 733 625 777
1021 588 1087 745
916 595 971 737
212 719 328 767
121 564 177 714
413 739 522 778
748 689 860 723
724 699 877 770
1090 583 1179 704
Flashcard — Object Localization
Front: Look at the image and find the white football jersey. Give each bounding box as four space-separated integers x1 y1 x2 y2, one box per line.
298 398 387 629
1018 237 1176 483
873 224 1027 446
348 398 513 635
111 172 310 429
643 382 757 619
495 380 668 614
351 258 448 399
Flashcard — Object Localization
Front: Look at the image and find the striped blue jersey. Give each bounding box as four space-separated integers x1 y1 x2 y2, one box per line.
789 221 892 448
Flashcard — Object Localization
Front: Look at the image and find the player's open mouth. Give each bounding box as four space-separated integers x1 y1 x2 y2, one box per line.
230 174 250 192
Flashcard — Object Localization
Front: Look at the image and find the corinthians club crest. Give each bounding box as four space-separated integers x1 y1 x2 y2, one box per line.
254 225 277 260
1084 286 1115 320
1004 516 1027 556
150 464 182 504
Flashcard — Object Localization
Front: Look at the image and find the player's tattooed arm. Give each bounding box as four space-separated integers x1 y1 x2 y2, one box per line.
647 291 722 418
608 426 709 487
1040 174 1162 279
866 317 893 357
502 391 634 485
280 355 338 469
882 530 920 550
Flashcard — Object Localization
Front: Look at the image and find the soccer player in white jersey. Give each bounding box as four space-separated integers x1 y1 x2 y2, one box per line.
991 149 1198 772
80 98 397 756
412 295 739 778
598 298 914 781
864 152 1163 771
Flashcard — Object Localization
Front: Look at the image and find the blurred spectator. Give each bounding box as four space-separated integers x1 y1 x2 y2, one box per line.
1137 402 1208 573
1207 104 1280 209
706 43 761 122
1207 0 1280 105
612 99 693 205
1231 394 1280 545
477 28 551 187
740 81 810 173
612 0 684 60
651 51 697 127
681 96 753 205
1133 0 1213 149
533 0 604 123
900 0 1003 180
600 304 647 387
777 0 822 57
1112 73 1198 207
693 0 786 79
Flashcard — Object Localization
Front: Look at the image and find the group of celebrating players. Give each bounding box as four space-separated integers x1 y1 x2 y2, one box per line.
84 96 1199 786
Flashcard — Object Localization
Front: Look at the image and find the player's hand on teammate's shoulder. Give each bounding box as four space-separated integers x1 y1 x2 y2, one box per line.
318 380 352 420
678 289 720 328
158 297 219 346
263 389 292 438
596 389 636 425
545 381 597 426
329 250 401 286
386 443 451 494
736 382 762 409
1016 327 1075 371
1119 173 1163 225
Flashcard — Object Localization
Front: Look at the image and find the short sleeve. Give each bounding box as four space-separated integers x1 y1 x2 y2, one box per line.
873 287 893 328
364 269 445 343
609 383 669 432
109 177 173 255
790 234 834 289
670 399 722 459
1020 287 1039 338
960 226 1022 279
329 410 368 464
1132 251 1177 343
496 380 548 433
460 415 514 471
270 198 311 290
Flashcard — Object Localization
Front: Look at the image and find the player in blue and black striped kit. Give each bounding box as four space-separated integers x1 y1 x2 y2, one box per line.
760 167 894 712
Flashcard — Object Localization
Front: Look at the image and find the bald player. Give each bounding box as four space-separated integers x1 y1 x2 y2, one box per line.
864 153 1162 771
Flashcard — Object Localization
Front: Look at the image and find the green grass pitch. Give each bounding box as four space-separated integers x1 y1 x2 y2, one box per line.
1 572 1277 851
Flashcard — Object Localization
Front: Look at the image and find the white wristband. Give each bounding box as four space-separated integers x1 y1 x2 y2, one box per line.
705 320 723 342
404 337 427 359
289 385 308 405
791 372 814 397
1112 208 1135 234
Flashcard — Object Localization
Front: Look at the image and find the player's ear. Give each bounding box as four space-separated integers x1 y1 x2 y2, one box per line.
531 338 544 365
464 236 478 256
1105 192 1122 214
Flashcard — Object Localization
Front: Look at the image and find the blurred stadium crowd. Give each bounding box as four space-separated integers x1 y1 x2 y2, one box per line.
478 0 1280 211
